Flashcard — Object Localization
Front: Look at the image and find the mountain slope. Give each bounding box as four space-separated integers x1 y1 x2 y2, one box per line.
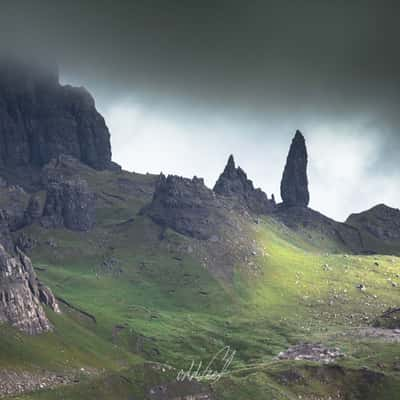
0 163 397 400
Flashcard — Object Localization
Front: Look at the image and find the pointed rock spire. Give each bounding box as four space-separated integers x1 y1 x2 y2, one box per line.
214 155 275 214
226 154 235 171
214 155 252 196
280 130 310 207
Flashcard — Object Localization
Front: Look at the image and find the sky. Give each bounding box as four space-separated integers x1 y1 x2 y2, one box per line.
1 0 400 221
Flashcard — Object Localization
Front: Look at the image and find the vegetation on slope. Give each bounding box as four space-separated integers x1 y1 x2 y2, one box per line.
1 169 400 400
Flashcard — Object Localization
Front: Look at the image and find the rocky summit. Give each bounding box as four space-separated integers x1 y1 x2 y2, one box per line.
0 58 112 171
280 130 309 207
0 243 59 335
214 155 276 214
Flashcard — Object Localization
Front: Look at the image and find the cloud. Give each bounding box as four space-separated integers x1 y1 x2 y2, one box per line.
3 1 400 220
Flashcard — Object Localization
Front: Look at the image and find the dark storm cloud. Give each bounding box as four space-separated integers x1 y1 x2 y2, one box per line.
2 0 399 101
1 0 400 218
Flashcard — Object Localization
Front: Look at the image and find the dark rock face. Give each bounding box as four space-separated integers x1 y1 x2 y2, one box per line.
24 195 43 226
0 211 14 254
280 130 310 207
0 245 57 334
275 206 364 253
0 183 30 231
142 174 227 240
42 177 95 231
0 58 112 171
346 204 400 240
214 155 276 214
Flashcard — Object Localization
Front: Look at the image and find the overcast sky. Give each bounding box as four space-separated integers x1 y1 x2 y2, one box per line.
2 0 400 220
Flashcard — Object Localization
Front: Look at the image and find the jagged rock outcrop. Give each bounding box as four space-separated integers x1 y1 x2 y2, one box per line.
280 130 310 207
42 177 95 231
142 173 260 280
24 195 43 226
346 204 400 241
0 57 112 171
0 183 30 231
0 210 14 254
142 174 227 240
38 283 60 314
0 245 58 334
214 155 276 214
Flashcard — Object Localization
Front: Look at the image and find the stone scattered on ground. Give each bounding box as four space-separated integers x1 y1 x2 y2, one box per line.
277 343 344 364
0 369 96 398
358 328 400 342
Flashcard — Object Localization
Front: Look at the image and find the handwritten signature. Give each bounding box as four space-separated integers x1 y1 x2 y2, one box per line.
176 346 236 384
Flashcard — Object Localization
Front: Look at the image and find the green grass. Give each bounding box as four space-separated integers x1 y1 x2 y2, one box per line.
2 170 400 399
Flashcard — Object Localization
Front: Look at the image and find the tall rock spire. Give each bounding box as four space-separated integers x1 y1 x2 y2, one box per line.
280 130 309 207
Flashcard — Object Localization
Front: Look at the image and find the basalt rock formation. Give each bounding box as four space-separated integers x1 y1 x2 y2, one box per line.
24 195 43 226
280 130 309 207
0 244 59 334
346 204 400 241
0 211 14 254
214 155 276 214
0 57 112 171
142 174 226 240
42 176 95 231
142 173 259 280
0 182 30 231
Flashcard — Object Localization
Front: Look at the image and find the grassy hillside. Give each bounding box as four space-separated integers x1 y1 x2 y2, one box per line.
2 168 400 399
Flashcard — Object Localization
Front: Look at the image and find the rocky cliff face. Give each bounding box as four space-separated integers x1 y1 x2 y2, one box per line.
280 130 309 207
214 155 276 214
0 244 59 334
142 174 226 240
142 173 259 280
346 204 400 240
42 176 95 231
0 58 112 171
